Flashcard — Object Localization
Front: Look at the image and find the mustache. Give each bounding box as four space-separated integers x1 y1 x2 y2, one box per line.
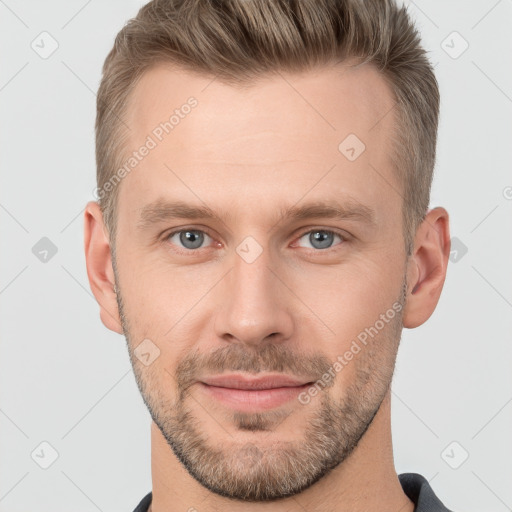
173 343 334 396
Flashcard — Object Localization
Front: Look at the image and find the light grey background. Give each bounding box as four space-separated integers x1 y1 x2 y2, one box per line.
1 1 511 511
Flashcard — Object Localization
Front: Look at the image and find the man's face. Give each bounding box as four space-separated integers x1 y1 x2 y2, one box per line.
113 62 408 501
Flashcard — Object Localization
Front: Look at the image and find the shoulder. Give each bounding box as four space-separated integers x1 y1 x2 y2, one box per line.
399 473 454 512
132 491 152 512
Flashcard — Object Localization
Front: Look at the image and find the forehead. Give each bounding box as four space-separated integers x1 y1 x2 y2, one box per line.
126 60 396 151
118 61 400 228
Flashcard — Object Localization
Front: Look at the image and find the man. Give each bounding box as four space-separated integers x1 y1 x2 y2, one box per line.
84 0 454 510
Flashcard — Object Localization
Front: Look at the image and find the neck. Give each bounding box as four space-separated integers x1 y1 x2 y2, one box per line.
148 388 414 512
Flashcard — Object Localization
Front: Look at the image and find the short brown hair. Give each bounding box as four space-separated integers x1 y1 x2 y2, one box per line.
95 0 439 256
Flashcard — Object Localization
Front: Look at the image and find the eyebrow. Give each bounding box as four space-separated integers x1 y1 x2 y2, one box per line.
136 198 376 231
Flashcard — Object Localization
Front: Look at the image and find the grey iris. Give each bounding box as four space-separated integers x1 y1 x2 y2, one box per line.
180 230 204 249
310 230 334 249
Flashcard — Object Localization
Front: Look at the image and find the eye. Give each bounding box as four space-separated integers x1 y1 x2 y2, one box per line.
294 229 345 250
165 229 213 250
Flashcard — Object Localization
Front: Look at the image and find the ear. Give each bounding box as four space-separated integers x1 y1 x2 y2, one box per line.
402 207 450 328
83 201 124 334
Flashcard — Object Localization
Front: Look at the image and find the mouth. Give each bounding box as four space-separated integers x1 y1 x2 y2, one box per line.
198 373 314 412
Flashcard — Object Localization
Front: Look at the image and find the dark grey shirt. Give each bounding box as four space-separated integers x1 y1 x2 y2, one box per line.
132 472 454 511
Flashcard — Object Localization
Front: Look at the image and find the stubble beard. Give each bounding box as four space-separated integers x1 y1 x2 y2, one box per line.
114 267 406 502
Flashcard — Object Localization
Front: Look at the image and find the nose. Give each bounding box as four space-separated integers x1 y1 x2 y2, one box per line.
214 246 294 347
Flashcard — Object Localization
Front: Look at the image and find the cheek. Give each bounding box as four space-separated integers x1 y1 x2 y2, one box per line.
288 257 404 400
293 255 403 345
115 248 198 327
320 292 402 399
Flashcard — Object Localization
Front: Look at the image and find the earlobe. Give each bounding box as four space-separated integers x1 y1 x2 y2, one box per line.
83 201 124 334
402 207 450 329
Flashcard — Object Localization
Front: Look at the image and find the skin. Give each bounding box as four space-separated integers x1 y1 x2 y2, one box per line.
84 60 450 512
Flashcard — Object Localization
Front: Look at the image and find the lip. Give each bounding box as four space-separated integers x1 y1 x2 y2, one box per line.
201 373 312 390
198 373 314 412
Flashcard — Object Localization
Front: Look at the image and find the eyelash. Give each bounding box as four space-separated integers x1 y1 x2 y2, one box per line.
162 227 348 254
